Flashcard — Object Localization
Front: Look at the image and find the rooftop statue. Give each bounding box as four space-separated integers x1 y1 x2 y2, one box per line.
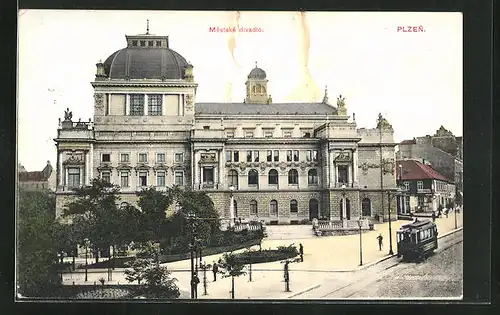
337 94 346 108
376 113 393 130
64 108 73 121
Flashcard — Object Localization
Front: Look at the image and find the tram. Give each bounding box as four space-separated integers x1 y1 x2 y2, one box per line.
396 218 438 261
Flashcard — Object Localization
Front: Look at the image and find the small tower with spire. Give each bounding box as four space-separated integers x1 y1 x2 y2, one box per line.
245 61 269 104
322 85 330 104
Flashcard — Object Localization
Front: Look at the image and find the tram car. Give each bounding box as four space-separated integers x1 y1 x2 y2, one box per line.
396 218 438 261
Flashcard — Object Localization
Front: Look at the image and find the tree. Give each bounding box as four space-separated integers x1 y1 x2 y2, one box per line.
64 178 122 263
124 242 180 298
218 252 247 299
17 189 61 297
136 187 174 243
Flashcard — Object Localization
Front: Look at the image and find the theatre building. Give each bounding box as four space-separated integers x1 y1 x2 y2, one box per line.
54 30 399 224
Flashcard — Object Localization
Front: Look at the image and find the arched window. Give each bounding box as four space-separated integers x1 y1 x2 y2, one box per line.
228 169 238 188
270 200 278 216
248 169 259 185
262 86 266 93
252 86 257 93
361 198 371 217
288 169 299 185
256 84 262 93
250 200 258 216
268 169 279 185
290 199 298 213
309 198 319 220
308 169 318 185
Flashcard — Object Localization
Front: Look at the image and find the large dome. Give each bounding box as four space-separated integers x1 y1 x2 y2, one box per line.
102 35 190 80
248 66 267 79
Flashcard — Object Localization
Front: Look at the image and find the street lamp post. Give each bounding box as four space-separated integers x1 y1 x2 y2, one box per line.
187 212 196 299
398 164 403 214
84 238 89 282
386 191 394 255
229 185 235 228
341 184 346 228
453 193 458 229
202 263 208 296
358 219 363 266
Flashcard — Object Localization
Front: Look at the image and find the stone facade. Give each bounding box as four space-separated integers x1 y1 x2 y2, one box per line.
53 31 398 224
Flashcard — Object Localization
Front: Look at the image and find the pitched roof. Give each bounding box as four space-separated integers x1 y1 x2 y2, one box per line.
396 159 453 182
195 102 337 115
400 139 416 145
19 171 45 182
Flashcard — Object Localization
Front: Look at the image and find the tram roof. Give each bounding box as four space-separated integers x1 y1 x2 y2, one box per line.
398 219 435 231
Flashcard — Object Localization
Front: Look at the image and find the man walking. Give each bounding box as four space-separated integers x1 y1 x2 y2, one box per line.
432 211 436 222
377 234 383 251
191 273 200 298
212 262 218 282
299 243 304 262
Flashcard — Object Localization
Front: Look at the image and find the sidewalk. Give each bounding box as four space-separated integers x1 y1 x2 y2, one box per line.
62 211 463 298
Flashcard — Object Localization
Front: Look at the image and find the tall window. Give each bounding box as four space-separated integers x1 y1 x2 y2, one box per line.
417 181 424 190
139 171 147 186
308 169 319 185
130 94 144 116
288 169 299 185
228 170 238 188
120 172 129 187
273 150 279 162
250 200 258 215
267 150 272 162
226 151 232 162
175 153 184 163
248 169 259 185
67 168 80 188
361 198 371 217
101 171 110 183
203 167 214 184
270 200 278 216
293 150 299 162
290 199 298 213
120 153 130 163
156 171 165 187
306 150 312 162
338 165 349 184
312 150 319 162
148 94 162 116
268 169 278 185
175 171 184 186
246 151 253 162
253 151 259 162
405 196 410 211
286 150 293 162
139 153 148 163
233 151 239 162
157 153 165 163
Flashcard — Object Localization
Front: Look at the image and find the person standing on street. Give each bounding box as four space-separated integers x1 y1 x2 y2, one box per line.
299 243 304 262
284 261 289 280
191 273 200 298
212 262 218 282
377 234 383 251
432 211 436 222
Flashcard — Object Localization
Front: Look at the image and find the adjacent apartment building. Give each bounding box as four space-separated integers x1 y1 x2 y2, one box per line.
53 30 400 224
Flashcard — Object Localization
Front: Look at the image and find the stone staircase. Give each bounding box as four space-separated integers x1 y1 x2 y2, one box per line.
264 224 316 240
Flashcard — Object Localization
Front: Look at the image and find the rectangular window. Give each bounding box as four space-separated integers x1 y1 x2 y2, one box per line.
264 131 273 138
130 94 145 116
405 196 410 211
67 168 80 188
101 171 110 183
303 132 311 138
140 40 146 46
306 150 312 162
175 171 184 186
417 181 424 190
226 131 234 138
233 151 239 162
148 40 154 46
120 153 130 163
245 131 254 138
157 171 165 187
338 165 349 184
101 154 110 162
312 150 319 162
273 150 279 162
287 150 292 162
253 151 259 162
156 40 162 47
175 153 184 163
120 172 129 187
132 40 138 46
418 195 424 206
267 150 272 162
139 171 147 186
203 167 214 184
226 151 232 162
246 151 252 162
293 150 299 162
283 131 292 138
157 153 165 163
148 94 162 116
138 153 148 163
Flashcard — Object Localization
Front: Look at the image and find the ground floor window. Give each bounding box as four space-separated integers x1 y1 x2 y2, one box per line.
120 172 129 187
156 171 165 187
67 168 81 188
290 200 298 213
175 171 184 186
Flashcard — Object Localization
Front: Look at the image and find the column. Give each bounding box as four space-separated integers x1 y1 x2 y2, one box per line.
58 152 63 187
65 168 68 189
107 94 111 115
125 94 130 115
194 151 200 189
162 94 166 115
89 144 94 182
178 94 183 116
348 164 353 186
218 149 224 189
352 148 358 184
85 151 89 185
144 94 148 115
329 150 335 187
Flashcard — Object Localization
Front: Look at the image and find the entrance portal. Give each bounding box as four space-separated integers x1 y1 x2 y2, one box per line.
340 198 351 220
361 198 371 217
309 198 319 220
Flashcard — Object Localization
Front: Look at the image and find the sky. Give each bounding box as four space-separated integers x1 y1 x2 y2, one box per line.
18 10 463 171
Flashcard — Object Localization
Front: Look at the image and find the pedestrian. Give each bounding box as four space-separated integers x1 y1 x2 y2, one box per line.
432 211 436 222
377 234 383 251
284 261 289 280
191 273 200 298
299 243 304 262
239 217 242 224
212 262 218 282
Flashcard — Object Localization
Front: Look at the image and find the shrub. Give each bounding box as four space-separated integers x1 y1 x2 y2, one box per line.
231 244 298 265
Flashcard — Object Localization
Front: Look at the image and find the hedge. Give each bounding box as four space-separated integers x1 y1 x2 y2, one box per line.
231 245 299 265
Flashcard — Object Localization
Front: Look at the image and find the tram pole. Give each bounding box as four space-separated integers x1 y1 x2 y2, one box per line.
387 191 394 256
